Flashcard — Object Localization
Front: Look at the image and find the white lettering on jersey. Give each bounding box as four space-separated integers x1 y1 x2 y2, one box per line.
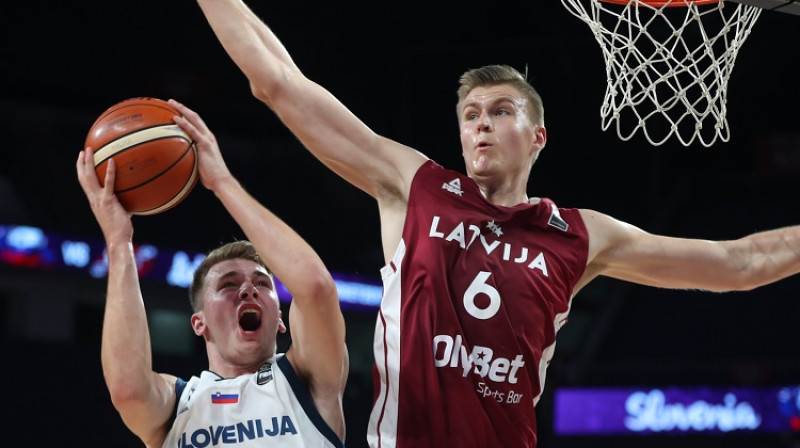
445 222 466 248
429 216 549 276
432 334 525 384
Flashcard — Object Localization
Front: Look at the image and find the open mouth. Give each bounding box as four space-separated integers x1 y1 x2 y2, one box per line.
238 305 262 332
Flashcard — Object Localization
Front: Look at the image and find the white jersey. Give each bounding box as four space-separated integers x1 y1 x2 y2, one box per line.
163 354 344 448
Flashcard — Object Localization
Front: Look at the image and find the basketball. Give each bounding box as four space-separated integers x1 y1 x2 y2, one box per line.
85 97 198 215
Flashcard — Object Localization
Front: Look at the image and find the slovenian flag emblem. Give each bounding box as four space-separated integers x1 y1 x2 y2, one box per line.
211 392 239 404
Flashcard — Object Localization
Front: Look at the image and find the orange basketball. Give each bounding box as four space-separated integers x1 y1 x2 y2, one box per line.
85 97 198 215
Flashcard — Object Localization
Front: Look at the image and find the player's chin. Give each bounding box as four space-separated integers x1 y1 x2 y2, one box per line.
470 159 502 177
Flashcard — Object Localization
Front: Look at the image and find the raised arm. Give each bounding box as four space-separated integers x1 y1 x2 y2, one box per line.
172 101 348 437
194 0 427 204
579 209 800 293
76 150 176 448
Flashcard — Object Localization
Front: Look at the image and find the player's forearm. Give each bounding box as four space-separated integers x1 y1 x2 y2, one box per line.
101 241 156 402
729 225 800 290
196 0 298 96
212 176 336 301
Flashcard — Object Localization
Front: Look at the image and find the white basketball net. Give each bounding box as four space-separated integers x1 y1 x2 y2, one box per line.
560 0 762 146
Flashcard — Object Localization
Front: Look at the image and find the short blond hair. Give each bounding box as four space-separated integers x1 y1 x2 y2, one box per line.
456 64 544 126
188 241 272 312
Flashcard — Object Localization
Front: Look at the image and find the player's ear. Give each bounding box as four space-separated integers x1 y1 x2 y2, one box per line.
277 310 286 334
530 125 547 166
191 312 206 336
533 125 546 151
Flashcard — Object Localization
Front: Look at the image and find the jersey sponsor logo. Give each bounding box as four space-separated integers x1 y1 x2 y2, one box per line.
442 178 463 196
429 216 548 276
178 416 298 447
477 381 525 404
433 333 525 384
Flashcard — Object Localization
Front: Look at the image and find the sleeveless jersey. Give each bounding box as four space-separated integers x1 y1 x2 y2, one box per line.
163 354 344 448
368 160 589 448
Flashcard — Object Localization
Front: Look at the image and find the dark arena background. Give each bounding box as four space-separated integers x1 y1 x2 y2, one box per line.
2 1 800 447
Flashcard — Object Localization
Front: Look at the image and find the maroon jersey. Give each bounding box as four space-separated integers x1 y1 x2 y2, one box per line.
368 160 589 448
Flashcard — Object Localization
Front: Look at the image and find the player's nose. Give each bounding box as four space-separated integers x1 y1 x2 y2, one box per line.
239 282 259 300
477 113 493 131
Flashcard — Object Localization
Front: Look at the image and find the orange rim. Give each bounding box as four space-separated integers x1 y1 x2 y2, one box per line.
599 0 720 6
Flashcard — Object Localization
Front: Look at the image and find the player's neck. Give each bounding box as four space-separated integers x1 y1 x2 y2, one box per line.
475 179 529 207
207 351 272 378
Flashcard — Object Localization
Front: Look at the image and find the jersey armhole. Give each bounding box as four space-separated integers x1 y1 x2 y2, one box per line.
276 356 345 448
168 377 187 428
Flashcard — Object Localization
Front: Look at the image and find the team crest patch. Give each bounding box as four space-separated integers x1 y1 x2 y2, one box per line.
257 363 274 385
486 220 503 237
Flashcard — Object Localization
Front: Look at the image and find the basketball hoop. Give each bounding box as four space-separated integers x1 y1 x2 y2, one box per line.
560 0 762 146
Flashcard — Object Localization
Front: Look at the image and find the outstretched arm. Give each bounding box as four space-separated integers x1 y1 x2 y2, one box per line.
195 0 427 204
579 209 800 293
172 100 348 438
76 150 176 447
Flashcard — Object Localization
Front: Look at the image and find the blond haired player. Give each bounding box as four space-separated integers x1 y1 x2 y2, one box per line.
77 100 348 448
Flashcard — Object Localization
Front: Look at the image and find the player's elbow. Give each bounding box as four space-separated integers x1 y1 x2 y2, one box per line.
106 380 145 411
250 80 273 105
290 259 338 308
249 66 302 108
305 266 338 302
104 372 152 410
